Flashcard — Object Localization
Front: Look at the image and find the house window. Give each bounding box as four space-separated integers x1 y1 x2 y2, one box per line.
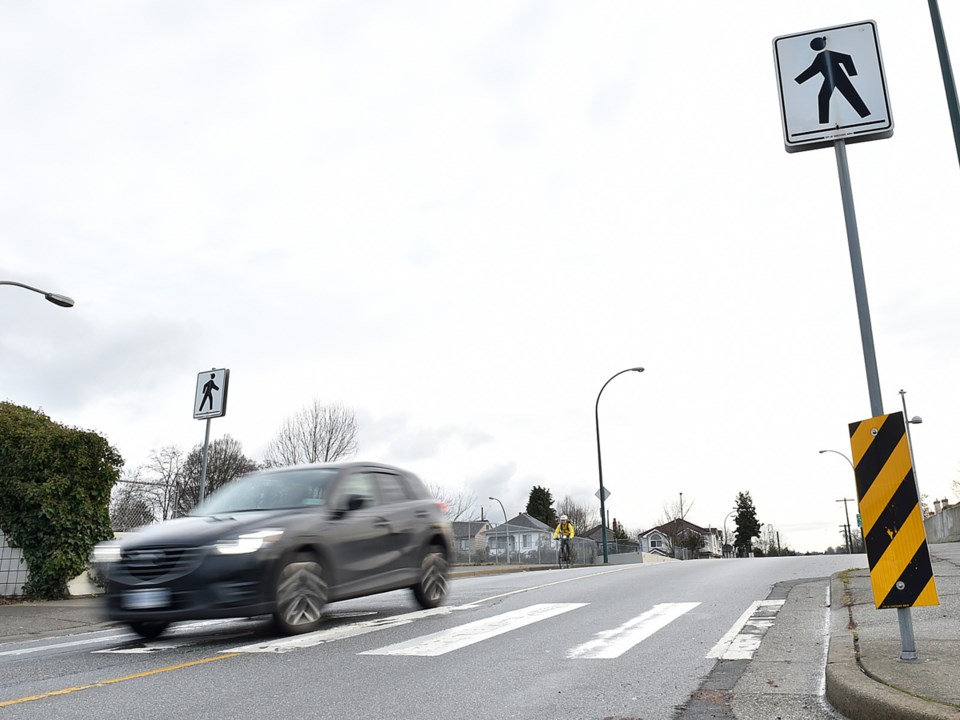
650 536 663 549
522 534 533 549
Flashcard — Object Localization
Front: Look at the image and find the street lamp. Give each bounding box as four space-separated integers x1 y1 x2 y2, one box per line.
0 280 74 308
488 496 508 565
819 450 859 553
723 510 736 556
595 366 644 564
899 389 924 507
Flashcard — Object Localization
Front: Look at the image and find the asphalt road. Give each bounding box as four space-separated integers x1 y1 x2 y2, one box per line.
0 555 861 719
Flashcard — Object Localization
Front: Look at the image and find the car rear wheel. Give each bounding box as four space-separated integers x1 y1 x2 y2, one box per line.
412 545 449 609
273 555 327 634
129 620 169 640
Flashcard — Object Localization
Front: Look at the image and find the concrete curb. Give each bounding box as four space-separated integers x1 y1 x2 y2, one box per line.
825 573 960 720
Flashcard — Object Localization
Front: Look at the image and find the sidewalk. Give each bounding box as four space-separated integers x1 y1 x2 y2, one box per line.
3 553 960 719
825 542 960 719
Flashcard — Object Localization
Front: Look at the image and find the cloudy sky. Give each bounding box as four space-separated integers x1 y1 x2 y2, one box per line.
3 1 959 553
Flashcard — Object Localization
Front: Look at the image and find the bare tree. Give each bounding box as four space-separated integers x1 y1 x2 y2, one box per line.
109 467 159 530
556 495 597 536
426 480 477 521
177 435 260 515
263 400 358 467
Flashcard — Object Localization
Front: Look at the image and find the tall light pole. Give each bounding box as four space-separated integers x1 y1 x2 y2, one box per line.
927 0 960 168
0 280 74 308
489 496 508 565
595 366 644 563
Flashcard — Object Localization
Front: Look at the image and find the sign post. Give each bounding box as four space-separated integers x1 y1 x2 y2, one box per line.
193 368 230 504
773 20 927 661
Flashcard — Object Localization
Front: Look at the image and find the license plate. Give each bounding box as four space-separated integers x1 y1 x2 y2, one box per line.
123 588 171 609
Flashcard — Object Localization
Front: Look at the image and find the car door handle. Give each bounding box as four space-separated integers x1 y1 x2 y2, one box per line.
373 517 392 529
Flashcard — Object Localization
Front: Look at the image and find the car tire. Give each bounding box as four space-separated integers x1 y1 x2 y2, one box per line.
129 620 169 640
412 545 449 609
273 554 327 635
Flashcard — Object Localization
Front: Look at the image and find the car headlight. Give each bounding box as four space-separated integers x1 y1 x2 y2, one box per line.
214 529 284 555
92 542 122 563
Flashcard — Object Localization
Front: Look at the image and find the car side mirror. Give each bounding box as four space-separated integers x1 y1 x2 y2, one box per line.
347 494 366 512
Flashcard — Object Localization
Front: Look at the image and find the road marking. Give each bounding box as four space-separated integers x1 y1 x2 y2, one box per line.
568 602 701 659
706 599 785 660
0 654 241 708
0 632 137 657
361 603 587 656
226 604 476 654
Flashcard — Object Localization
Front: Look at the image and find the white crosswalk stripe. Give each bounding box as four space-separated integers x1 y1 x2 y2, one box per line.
567 602 701 659
226 605 474 654
706 599 785 660
361 603 587 657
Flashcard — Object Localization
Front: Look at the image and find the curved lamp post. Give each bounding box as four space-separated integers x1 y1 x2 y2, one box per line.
819 450 857 554
489 496 508 565
0 280 74 308
723 509 736 556
595 366 644 563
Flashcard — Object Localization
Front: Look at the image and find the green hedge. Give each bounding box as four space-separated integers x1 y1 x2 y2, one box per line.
0 402 121 599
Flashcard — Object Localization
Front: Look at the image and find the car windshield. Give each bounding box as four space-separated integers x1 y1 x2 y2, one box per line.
192 469 336 515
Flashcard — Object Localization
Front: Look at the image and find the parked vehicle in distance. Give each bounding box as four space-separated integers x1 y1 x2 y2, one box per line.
93 462 453 639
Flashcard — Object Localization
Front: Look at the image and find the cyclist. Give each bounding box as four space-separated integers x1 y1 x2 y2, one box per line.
553 514 575 563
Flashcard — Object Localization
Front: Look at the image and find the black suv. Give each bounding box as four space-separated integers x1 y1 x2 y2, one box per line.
95 462 453 639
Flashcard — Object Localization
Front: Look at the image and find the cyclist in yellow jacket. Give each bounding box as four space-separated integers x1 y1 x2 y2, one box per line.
553 515 575 563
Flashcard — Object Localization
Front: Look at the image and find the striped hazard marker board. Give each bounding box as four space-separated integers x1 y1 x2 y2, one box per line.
849 411 939 609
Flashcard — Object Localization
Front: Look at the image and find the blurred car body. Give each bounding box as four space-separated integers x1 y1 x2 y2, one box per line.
94 462 452 639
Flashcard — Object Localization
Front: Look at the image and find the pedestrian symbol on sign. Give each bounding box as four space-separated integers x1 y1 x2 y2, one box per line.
193 368 229 419
198 373 220 413
794 36 870 125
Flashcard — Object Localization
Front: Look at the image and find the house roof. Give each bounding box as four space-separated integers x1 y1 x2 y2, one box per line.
451 520 492 540
485 513 553 536
641 518 711 537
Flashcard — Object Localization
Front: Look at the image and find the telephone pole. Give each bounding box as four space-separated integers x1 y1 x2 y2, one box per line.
837 498 856 553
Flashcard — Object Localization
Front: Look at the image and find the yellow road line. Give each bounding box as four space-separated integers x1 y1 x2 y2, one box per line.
0 653 242 708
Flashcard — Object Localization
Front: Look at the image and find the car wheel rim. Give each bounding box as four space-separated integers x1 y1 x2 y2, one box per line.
420 552 449 603
276 560 327 627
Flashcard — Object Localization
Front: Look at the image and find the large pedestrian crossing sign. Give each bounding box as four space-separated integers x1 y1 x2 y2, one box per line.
773 20 893 152
194 368 230 419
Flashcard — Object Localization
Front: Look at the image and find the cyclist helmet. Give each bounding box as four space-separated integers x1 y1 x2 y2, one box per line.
560 514 568 521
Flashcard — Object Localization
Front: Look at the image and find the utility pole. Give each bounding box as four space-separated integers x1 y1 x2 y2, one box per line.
837 498 856 554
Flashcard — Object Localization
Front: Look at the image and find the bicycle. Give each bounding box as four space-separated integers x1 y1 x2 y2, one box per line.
557 538 572 569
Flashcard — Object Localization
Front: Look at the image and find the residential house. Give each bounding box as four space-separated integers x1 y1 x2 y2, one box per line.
451 520 493 563
639 519 723 559
485 513 554 562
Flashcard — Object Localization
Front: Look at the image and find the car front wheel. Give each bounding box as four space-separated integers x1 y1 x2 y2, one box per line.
273 555 327 634
412 545 449 609
129 620 169 639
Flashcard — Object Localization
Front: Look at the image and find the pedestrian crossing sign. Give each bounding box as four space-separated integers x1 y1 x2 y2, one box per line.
773 20 893 152
194 368 230 419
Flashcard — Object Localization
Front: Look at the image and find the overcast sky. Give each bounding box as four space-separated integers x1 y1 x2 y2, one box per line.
3 1 960 553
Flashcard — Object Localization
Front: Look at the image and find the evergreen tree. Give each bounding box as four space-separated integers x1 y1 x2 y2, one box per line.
526 485 556 526
733 491 762 557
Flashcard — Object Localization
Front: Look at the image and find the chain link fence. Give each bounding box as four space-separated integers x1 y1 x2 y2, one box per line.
449 522 645 566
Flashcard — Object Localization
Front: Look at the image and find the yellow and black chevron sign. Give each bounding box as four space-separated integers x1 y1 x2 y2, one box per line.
849 411 938 609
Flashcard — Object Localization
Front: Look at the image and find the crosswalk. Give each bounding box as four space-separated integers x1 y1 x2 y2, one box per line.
216 598 779 661
86 598 786 662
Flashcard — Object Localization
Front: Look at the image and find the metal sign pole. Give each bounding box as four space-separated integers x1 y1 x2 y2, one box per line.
834 138 917 661
198 418 212 505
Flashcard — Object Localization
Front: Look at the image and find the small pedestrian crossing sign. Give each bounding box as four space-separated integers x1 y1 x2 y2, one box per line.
773 20 893 152
194 368 229 419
